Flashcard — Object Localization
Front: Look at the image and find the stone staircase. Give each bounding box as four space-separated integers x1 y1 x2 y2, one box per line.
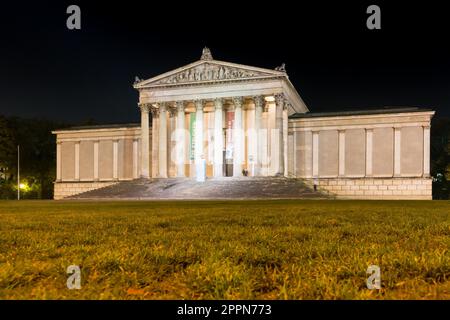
68 177 331 200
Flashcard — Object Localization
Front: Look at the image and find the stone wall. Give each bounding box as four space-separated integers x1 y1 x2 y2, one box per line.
52 125 142 199
54 181 118 200
306 177 432 200
289 110 434 199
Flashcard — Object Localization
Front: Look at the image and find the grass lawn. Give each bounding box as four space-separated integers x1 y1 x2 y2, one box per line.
0 200 449 299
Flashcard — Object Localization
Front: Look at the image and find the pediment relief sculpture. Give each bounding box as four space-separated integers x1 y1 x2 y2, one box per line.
154 63 272 85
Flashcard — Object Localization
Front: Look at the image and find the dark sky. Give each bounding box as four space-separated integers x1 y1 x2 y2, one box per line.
1 1 449 124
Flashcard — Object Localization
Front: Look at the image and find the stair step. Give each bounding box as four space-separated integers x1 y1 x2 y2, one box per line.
68 177 330 200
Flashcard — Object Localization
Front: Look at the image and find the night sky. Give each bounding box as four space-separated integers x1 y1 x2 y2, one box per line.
1 1 449 124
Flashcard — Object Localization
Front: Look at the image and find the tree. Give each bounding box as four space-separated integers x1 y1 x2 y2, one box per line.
0 115 70 199
0 115 16 171
445 131 450 181
431 116 450 199
0 116 17 199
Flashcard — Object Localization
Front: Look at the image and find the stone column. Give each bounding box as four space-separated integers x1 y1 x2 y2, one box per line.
151 107 159 178
274 93 285 176
175 101 186 177
158 103 168 178
253 96 264 176
261 103 270 176
394 127 401 176
56 142 62 181
232 97 243 177
423 125 431 177
168 107 177 177
283 104 289 176
213 98 224 177
139 104 150 178
194 100 204 173
74 141 80 181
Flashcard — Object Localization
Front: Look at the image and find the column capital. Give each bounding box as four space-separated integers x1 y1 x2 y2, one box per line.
274 93 285 106
283 101 291 111
422 125 431 129
150 106 159 117
253 96 265 109
214 98 224 109
139 103 151 113
168 106 177 117
232 96 244 108
175 101 185 112
194 99 204 111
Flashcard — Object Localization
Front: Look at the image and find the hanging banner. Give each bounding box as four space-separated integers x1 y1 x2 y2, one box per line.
189 112 196 160
225 111 234 160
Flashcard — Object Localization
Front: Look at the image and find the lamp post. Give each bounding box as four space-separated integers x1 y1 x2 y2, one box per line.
17 145 20 200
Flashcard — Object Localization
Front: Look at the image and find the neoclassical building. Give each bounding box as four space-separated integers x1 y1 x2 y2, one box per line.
53 48 435 199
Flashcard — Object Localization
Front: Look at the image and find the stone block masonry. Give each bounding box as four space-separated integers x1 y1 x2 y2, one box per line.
306 178 432 200
54 182 118 200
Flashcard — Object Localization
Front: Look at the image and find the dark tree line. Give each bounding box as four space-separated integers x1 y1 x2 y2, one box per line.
431 117 450 199
0 115 70 199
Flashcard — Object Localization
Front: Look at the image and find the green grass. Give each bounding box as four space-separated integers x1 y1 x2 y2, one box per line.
0 200 449 299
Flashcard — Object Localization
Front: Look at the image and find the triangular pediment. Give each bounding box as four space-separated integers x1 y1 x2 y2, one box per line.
134 59 287 88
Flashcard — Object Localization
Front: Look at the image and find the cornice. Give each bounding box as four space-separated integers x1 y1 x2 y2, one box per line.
135 75 286 91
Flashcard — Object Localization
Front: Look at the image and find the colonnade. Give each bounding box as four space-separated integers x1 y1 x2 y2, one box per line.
139 94 289 179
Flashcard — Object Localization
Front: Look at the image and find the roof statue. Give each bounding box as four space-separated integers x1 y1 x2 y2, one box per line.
275 63 286 72
200 47 213 61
